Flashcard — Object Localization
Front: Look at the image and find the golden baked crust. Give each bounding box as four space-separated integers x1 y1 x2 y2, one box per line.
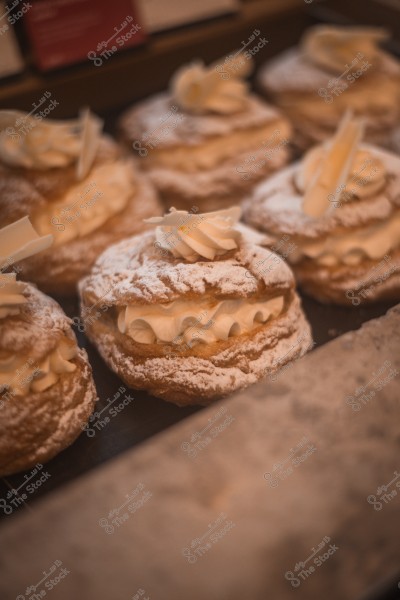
0 137 162 295
0 285 97 475
79 232 312 405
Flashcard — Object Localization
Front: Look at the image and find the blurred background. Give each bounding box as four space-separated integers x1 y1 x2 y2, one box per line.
1 0 400 120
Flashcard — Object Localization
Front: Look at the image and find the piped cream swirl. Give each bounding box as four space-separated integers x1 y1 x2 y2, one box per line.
118 296 284 345
0 108 103 179
32 162 134 246
0 337 77 399
145 207 242 262
302 25 388 74
171 55 252 115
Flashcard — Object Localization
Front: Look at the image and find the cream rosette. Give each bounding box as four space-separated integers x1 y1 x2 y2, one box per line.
170 54 253 115
145 206 242 261
302 25 389 74
0 108 103 179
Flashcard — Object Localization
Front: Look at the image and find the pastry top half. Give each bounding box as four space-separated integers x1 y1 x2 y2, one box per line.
243 114 400 268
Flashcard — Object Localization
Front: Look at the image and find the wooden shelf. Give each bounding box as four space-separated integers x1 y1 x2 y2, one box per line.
0 0 307 117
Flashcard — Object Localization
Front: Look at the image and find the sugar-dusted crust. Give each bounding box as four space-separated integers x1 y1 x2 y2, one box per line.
0 136 162 295
0 285 98 476
79 230 296 304
79 232 312 405
119 92 292 210
242 145 400 304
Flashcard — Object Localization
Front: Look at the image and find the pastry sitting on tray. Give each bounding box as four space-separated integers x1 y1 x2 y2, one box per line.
243 113 400 305
0 217 97 476
119 54 292 212
258 25 400 150
79 206 312 406
0 108 162 295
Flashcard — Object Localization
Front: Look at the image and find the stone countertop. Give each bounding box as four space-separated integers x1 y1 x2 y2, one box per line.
0 305 399 600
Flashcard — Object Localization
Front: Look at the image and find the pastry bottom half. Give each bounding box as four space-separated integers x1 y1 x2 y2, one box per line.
84 293 312 406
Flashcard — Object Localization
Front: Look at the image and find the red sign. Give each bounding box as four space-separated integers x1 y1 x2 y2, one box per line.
25 0 146 71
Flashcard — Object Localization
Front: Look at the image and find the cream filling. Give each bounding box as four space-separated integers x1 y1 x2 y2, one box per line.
32 162 134 246
297 209 400 266
143 122 290 173
282 77 399 121
117 296 285 345
0 337 77 398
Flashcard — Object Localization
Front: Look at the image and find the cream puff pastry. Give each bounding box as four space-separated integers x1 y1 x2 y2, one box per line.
0 218 97 475
258 26 400 150
0 108 162 295
243 113 400 305
119 55 292 212
79 207 311 406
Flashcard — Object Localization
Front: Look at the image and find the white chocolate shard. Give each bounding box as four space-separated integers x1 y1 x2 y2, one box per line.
0 216 53 269
76 108 104 181
302 112 364 218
